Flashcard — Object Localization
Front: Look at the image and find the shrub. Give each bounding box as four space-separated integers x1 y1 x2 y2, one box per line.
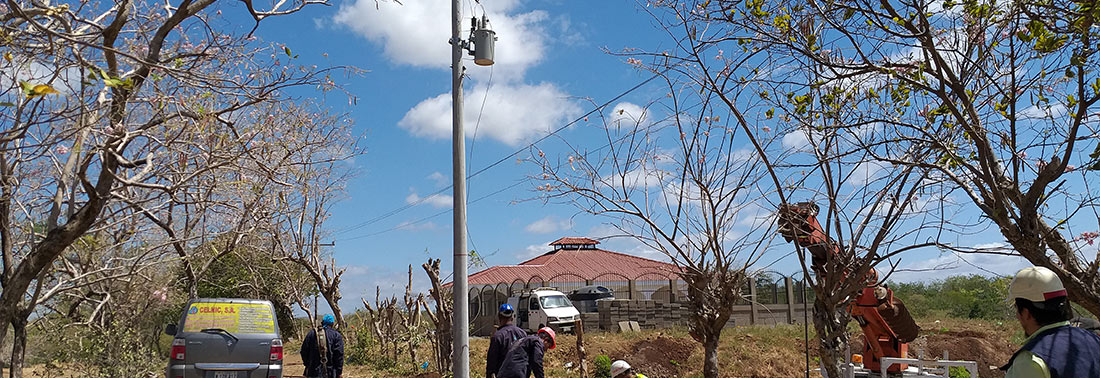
948 366 972 378
594 355 612 378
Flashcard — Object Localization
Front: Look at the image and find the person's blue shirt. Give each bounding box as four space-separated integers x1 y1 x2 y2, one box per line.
300 325 344 378
486 323 527 377
496 334 545 378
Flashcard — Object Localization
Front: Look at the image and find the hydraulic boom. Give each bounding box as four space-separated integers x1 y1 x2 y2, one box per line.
777 202 919 373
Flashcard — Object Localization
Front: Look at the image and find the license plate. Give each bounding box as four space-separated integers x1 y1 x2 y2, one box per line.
213 372 235 378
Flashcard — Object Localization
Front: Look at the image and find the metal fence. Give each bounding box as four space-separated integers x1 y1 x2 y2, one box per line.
467 270 822 335
467 270 816 317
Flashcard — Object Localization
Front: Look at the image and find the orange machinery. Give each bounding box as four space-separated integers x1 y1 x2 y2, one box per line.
777 202 919 373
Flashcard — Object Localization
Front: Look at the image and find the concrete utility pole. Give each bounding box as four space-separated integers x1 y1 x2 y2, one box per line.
450 4 494 377
449 0 470 375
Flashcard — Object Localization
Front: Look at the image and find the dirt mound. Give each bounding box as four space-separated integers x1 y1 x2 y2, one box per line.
913 330 1017 378
411 373 442 378
621 336 696 377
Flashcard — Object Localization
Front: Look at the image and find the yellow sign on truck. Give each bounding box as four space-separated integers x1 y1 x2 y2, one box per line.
181 302 276 334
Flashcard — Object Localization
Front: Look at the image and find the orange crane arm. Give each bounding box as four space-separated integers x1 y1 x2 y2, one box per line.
777 202 919 373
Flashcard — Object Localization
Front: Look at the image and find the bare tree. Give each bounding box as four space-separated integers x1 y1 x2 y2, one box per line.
623 1 1100 374
710 0 1100 316
532 85 777 377
0 0 347 372
422 258 453 373
270 160 355 328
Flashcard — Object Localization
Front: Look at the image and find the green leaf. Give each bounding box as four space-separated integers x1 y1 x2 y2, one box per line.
104 78 124 88
0 102 14 107
20 81 58 98
284 46 293 58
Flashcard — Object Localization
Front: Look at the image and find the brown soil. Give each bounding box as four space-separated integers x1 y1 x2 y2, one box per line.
915 329 1017 378
618 336 697 377
411 373 443 378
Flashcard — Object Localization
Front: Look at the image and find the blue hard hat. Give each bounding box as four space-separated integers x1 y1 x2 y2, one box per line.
498 303 515 316
322 314 336 326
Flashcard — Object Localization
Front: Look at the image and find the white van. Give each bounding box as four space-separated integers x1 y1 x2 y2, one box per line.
507 288 580 333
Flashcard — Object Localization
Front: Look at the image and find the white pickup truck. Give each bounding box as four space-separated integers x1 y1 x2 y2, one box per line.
506 287 580 333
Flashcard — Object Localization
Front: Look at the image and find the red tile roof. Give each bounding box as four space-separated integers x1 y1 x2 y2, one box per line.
548 237 600 246
459 246 680 286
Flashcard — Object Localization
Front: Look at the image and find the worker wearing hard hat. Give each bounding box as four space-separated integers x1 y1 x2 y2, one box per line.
486 304 527 378
610 360 647 378
496 327 556 378
1001 266 1100 378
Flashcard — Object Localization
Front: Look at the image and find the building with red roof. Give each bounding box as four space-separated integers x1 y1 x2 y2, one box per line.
464 237 680 287
459 237 685 334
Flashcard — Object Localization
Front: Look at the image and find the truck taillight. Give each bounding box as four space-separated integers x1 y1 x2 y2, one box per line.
270 338 283 361
170 338 186 360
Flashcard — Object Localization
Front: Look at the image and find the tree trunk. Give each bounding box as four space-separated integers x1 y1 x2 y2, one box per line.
8 318 27 378
702 332 720 378
812 298 850 378
576 317 588 378
323 291 343 330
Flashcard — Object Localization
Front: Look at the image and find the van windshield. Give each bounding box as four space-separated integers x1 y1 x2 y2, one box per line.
539 295 573 309
182 302 276 334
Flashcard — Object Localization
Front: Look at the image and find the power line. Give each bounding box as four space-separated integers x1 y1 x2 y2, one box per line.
332 64 676 238
336 179 525 242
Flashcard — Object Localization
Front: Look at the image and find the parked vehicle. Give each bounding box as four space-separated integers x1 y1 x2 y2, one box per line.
164 298 283 378
507 287 581 333
568 285 615 313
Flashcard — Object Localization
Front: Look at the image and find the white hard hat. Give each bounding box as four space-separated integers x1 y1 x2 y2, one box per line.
1009 266 1067 303
610 360 631 376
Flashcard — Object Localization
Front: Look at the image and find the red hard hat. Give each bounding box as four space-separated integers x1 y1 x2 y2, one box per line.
537 327 556 350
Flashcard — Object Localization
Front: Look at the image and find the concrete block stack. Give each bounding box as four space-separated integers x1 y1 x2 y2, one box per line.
581 313 601 332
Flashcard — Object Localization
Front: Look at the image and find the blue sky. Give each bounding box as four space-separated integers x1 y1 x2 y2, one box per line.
240 0 1041 311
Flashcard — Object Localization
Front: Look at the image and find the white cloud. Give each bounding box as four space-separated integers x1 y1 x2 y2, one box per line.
405 191 453 208
782 129 811 151
1019 104 1068 120
524 216 574 234
849 160 888 186
517 243 550 261
336 266 433 313
603 166 666 190
427 171 448 186
396 220 439 231
398 82 580 146
334 0 547 82
344 265 370 276
609 102 648 126
736 202 774 229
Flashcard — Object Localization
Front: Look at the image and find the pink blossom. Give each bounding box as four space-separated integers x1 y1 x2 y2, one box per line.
1065 165 1076 172
54 145 69 155
152 288 168 303
761 126 772 133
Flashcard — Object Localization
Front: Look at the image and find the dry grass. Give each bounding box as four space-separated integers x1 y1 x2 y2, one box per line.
19 317 1021 378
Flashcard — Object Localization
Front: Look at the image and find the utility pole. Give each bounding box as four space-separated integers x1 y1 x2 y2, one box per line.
450 4 494 377
449 0 470 375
